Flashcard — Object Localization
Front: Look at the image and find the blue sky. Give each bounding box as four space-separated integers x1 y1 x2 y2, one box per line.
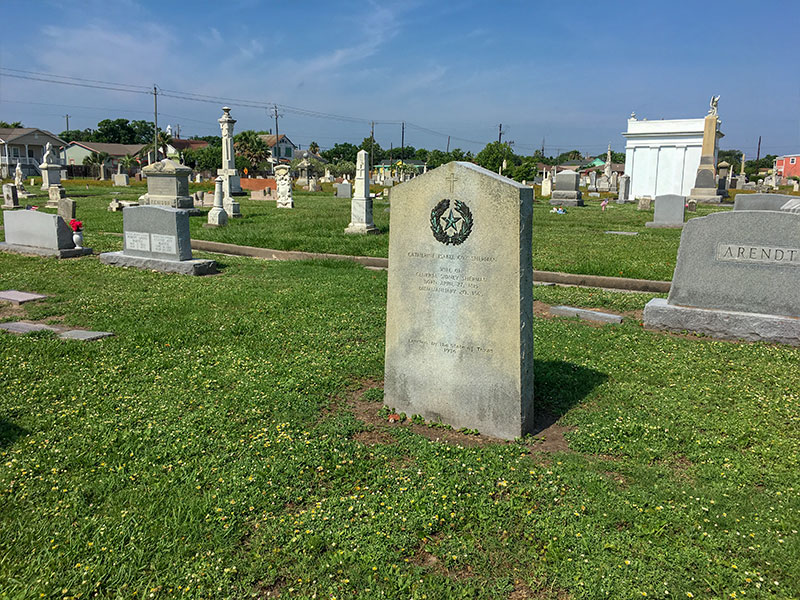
1 0 797 158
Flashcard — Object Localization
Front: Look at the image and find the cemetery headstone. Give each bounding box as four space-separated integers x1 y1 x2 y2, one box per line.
550 169 583 206
0 209 92 258
113 173 130 186
46 185 67 209
733 193 796 212
540 171 552 197
275 165 293 208
616 174 631 204
139 159 198 215
334 182 352 198
2 184 19 209
688 98 723 203
686 199 697 212
644 210 800 344
384 162 534 440
205 176 229 228
646 194 685 228
99 206 215 275
345 149 378 234
58 197 76 222
597 175 610 192
587 170 597 192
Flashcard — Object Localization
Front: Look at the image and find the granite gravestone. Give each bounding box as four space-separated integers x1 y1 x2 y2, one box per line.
99 206 215 275
646 195 685 228
58 197 76 223
384 162 534 440
334 182 352 198
644 211 800 344
550 170 583 206
0 210 91 258
139 159 196 213
2 184 19 209
616 174 631 204
733 193 797 212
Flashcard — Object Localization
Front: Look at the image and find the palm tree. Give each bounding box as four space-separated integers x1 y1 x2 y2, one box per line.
308 141 320 154
234 130 270 171
83 151 110 178
141 131 173 162
119 154 136 173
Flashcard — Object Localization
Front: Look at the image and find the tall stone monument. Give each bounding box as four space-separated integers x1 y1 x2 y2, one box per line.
384 162 534 440
205 176 228 227
688 95 724 203
275 164 293 208
40 143 62 190
139 159 197 214
603 143 612 178
344 149 378 234
217 107 242 217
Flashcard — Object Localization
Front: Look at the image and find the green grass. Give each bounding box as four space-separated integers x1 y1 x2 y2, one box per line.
0 246 798 599
10 180 795 280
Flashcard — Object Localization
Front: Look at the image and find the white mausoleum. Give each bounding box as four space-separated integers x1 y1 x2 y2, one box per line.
622 114 722 199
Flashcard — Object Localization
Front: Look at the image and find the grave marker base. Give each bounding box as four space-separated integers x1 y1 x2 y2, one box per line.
99 251 216 275
0 243 92 258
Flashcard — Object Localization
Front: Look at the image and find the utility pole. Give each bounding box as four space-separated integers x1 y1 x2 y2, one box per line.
756 135 761 161
498 123 504 143
64 114 70 131
446 135 450 153
176 124 181 139
273 104 281 161
400 122 405 161
541 137 545 156
370 121 375 168
152 85 158 163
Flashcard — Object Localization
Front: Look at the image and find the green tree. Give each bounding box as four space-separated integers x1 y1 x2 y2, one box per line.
332 160 356 178
320 142 359 164
555 149 582 163
414 148 430 163
611 151 626 163
718 149 743 173
140 131 173 161
359 137 385 162
475 142 517 173
118 154 136 173
59 128 94 143
308 141 320 154
0 121 23 128
184 145 222 172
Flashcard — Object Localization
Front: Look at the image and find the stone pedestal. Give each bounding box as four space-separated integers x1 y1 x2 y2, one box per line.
40 163 62 191
345 149 378 234
205 176 229 228
688 113 722 203
218 107 243 197
46 185 66 209
140 159 197 214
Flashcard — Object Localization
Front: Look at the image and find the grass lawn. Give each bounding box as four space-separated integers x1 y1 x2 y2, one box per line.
7 180 797 281
0 245 798 599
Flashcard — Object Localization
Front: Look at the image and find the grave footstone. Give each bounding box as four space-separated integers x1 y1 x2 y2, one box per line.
644 211 800 344
733 193 796 212
99 206 215 275
0 210 92 258
0 290 47 305
384 162 534 440
645 195 685 228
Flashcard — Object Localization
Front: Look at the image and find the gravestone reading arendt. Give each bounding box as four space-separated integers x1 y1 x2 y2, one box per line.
646 194 685 228
99 206 215 275
644 211 800 345
384 162 534 440
139 159 198 214
0 210 92 258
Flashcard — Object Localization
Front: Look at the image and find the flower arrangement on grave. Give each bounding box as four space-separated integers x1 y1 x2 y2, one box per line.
69 219 83 232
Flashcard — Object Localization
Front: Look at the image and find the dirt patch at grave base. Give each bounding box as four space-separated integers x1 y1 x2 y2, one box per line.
411 535 474 580
252 578 284 598
509 579 570 599
345 380 574 454
0 304 27 320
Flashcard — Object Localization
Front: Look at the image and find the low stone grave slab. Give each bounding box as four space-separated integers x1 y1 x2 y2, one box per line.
99 205 215 276
549 305 623 324
60 330 114 341
0 210 92 258
643 210 800 344
0 322 58 334
604 231 638 236
0 290 47 305
733 193 795 212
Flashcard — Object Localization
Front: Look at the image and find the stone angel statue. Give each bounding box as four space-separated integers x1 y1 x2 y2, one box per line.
708 95 720 117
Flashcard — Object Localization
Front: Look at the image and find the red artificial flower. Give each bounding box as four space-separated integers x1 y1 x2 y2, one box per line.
69 219 83 232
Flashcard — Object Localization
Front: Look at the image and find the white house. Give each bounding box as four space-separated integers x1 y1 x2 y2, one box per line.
0 127 66 178
622 113 723 199
258 134 297 163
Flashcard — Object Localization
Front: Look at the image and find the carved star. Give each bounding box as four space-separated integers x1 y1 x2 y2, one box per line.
442 209 461 233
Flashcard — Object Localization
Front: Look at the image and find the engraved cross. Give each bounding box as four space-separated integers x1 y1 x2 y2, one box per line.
446 173 458 193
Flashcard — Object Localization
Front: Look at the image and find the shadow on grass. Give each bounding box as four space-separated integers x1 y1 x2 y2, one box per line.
532 360 607 430
0 418 28 448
